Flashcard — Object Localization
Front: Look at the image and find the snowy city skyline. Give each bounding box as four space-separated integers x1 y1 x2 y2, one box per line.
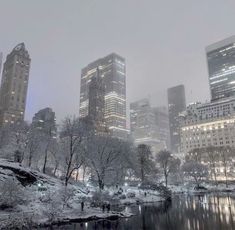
1 1 235 122
1 2 235 229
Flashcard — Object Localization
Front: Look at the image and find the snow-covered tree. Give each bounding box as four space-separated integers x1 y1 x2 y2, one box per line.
136 144 155 183
182 161 208 187
25 127 42 167
59 186 75 209
0 177 25 209
156 150 180 187
50 140 62 176
0 121 29 162
40 122 57 174
0 125 12 150
204 146 220 184
86 136 127 190
104 140 133 186
41 190 62 224
219 146 234 188
186 148 203 163
60 116 87 186
0 125 13 159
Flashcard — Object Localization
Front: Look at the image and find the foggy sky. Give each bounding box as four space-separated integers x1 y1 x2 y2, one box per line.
0 0 235 123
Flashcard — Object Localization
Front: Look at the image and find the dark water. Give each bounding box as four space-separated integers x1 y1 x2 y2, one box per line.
50 194 235 230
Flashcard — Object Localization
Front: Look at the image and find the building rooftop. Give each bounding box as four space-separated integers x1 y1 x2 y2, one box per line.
206 35 235 53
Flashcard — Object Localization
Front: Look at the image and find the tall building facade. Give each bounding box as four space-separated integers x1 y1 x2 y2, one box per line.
180 98 235 153
179 36 235 154
130 99 169 155
32 107 57 137
153 106 170 149
87 69 106 134
79 53 127 138
0 43 31 126
206 36 235 101
168 85 186 153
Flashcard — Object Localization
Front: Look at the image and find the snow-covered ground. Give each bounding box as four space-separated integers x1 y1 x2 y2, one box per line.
112 186 163 205
0 159 163 229
169 182 235 195
6 159 235 229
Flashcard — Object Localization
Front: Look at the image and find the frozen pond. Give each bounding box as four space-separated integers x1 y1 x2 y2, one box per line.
45 193 235 230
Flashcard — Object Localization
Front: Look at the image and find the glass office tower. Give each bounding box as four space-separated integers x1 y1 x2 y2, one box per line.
168 84 186 153
206 36 235 101
79 53 127 139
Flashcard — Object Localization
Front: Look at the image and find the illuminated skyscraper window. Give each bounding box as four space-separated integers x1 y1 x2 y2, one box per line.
206 36 235 101
79 53 127 139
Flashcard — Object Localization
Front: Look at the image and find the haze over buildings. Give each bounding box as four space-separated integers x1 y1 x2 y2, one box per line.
153 106 170 149
0 43 30 126
1 1 235 122
130 98 169 154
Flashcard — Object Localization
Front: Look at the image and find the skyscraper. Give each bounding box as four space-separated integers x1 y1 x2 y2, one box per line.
87 68 106 134
206 36 235 101
32 107 57 137
130 99 169 155
79 53 127 139
153 106 170 149
168 85 186 153
0 43 31 126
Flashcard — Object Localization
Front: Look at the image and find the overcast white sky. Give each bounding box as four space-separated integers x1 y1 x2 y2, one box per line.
0 0 235 123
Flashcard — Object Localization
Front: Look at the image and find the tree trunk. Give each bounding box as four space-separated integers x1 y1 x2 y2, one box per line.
82 166 86 183
194 176 199 188
97 172 104 191
65 137 74 186
65 164 72 186
53 163 58 176
65 176 69 186
222 153 229 188
224 166 228 188
214 171 218 186
76 170 79 181
141 162 144 182
141 168 144 182
212 162 218 186
28 153 32 167
42 149 48 173
98 179 104 191
164 171 168 187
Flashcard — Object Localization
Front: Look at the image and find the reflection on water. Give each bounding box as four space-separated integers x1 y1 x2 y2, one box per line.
49 194 235 230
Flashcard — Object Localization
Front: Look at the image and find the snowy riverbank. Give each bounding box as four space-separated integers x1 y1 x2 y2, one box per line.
0 208 133 229
0 159 165 229
168 183 235 195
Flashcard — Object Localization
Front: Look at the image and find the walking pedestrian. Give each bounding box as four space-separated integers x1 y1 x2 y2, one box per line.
81 201 84 211
102 203 105 213
107 203 111 212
